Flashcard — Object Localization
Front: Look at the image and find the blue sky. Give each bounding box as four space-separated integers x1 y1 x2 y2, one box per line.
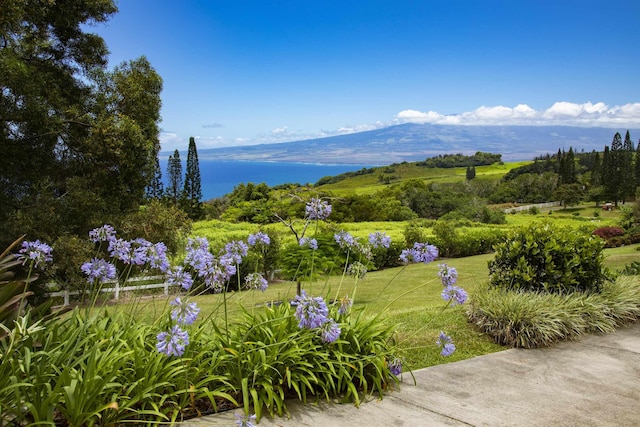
93 0 640 152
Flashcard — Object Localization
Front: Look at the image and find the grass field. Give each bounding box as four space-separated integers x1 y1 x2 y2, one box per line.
316 160 532 196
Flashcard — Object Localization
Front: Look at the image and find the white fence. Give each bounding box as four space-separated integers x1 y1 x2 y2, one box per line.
48 275 174 306
503 201 561 213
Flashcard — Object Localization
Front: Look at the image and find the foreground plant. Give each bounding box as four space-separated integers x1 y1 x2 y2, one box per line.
1 205 468 424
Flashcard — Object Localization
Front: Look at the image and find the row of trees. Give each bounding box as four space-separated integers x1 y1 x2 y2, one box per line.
145 136 203 219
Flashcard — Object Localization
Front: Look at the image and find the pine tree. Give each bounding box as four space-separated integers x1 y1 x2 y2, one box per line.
605 133 623 205
621 130 636 202
590 151 601 187
145 153 164 200
183 137 203 218
166 149 183 205
635 142 640 191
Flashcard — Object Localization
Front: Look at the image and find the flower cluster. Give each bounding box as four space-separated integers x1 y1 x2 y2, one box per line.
438 263 467 306
347 261 367 279
170 296 200 326
436 331 456 357
81 258 117 283
248 231 270 246
245 272 268 292
18 240 53 269
388 357 403 376
368 231 391 249
156 325 190 357
334 230 358 251
305 197 332 220
183 237 239 292
298 237 318 250
399 242 439 264
82 226 171 283
293 291 341 343
235 413 257 427
166 266 194 290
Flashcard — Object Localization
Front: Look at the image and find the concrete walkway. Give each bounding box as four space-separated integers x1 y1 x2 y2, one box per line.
179 323 640 426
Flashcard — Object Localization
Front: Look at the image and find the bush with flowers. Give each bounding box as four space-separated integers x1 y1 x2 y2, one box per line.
0 197 467 425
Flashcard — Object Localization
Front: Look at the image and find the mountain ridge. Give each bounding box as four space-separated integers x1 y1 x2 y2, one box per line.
181 124 640 165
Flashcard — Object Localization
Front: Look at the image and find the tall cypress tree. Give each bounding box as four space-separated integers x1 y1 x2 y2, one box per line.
145 153 164 200
621 130 636 201
166 149 183 205
183 137 203 218
590 151 601 187
606 132 623 205
635 142 640 192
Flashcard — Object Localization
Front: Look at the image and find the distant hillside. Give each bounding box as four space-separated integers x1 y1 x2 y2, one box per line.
192 124 640 164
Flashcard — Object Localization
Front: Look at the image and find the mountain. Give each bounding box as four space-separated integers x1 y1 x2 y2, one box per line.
193 124 640 165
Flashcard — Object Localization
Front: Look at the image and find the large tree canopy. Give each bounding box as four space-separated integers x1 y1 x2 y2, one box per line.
0 0 163 245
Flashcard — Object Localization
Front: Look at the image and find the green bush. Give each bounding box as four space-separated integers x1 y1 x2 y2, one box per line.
468 277 640 348
430 221 505 258
488 222 609 293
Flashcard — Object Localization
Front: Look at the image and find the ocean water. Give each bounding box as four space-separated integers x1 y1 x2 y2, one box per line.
159 160 372 200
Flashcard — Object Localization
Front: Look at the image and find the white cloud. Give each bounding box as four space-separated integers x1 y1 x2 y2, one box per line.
396 102 640 127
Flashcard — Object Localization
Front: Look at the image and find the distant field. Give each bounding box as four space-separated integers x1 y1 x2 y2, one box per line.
316 160 532 196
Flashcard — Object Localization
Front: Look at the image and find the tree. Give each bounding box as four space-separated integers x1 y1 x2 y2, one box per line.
183 137 203 218
166 150 183 205
635 143 640 191
620 130 636 202
0 1 163 246
145 153 164 200
466 166 476 180
602 134 622 206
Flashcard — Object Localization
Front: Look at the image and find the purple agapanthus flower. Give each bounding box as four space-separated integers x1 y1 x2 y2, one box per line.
320 319 341 343
399 242 439 264
166 266 194 290
108 238 132 263
19 240 53 268
170 297 200 325
146 242 170 272
131 238 152 266
436 331 456 357
441 285 468 306
368 231 391 249
245 273 268 292
156 325 190 357
248 232 270 246
388 357 403 376
224 240 248 265
81 258 117 283
438 263 458 286
88 225 116 243
235 413 257 427
185 245 215 278
293 291 329 329
334 230 358 251
305 197 332 220
337 294 353 315
298 237 318 250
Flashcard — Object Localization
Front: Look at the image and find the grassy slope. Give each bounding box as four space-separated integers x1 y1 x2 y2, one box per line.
316 160 532 196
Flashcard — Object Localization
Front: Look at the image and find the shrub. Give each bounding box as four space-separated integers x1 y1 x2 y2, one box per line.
488 222 610 294
468 277 640 348
592 226 625 241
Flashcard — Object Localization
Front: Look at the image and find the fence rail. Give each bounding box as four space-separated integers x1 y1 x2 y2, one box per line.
48 275 174 306
503 201 561 213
